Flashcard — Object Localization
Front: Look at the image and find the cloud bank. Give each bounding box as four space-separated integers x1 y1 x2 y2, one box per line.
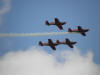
0 47 100 75
0 0 10 24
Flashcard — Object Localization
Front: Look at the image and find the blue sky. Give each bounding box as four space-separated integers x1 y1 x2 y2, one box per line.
0 0 100 64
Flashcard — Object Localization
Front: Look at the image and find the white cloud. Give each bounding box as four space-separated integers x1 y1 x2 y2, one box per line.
0 46 100 75
0 0 10 24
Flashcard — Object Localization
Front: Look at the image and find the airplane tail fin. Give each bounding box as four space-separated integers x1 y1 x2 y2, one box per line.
65 38 70 43
45 21 50 25
68 28 72 32
56 40 60 44
39 41 43 46
78 26 82 30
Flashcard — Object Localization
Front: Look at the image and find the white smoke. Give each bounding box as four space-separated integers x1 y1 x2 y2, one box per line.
0 46 100 75
0 32 78 37
0 0 10 24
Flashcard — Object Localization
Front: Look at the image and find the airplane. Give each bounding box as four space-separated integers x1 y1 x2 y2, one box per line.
39 39 59 50
45 18 66 30
56 38 77 48
68 26 89 36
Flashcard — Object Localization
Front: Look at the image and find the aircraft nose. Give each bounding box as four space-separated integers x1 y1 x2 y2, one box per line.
75 42 77 44
87 29 90 32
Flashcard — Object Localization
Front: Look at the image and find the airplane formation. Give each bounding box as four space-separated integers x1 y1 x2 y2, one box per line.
39 18 89 50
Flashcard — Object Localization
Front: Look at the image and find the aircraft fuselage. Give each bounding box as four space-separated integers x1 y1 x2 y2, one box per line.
49 22 66 26
71 29 89 33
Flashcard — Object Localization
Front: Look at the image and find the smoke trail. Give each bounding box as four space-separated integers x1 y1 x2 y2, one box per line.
0 32 78 37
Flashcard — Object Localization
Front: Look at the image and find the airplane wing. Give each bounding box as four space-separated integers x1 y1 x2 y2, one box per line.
48 39 56 50
57 25 63 30
68 44 73 48
78 26 82 30
81 32 86 36
55 18 60 23
50 45 56 50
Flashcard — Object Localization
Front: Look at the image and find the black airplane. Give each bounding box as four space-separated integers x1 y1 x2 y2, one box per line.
68 26 89 36
45 18 66 30
56 38 77 48
39 39 59 50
